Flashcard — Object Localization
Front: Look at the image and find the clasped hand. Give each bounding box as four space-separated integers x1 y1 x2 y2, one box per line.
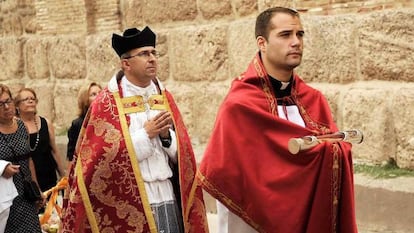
144 111 172 139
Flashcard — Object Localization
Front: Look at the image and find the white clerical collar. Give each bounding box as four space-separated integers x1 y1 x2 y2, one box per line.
121 76 157 98
280 81 290 90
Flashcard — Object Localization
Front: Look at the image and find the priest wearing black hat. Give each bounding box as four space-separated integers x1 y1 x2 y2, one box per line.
61 27 209 233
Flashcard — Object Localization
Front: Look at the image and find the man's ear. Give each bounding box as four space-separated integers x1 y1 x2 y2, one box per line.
121 59 130 71
256 36 266 52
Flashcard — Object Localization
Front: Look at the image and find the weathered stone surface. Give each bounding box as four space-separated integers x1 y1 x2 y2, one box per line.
0 12 24 36
85 34 118 82
199 0 232 19
169 25 229 82
298 14 358 83
53 82 82 132
48 36 86 80
84 0 120 34
122 0 197 26
358 10 414 82
342 87 394 164
25 38 50 79
0 37 24 81
165 82 230 144
227 18 257 78
0 1 36 35
233 0 258 16
35 0 87 35
259 0 296 12
391 87 414 169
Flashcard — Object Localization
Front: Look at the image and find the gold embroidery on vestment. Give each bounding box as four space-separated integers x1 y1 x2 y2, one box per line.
113 92 158 233
121 94 167 114
77 99 149 232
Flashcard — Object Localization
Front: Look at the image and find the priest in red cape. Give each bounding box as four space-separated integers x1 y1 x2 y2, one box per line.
61 26 208 233
197 7 358 233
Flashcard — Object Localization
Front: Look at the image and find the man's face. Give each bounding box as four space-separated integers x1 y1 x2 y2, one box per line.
122 46 158 83
257 13 304 73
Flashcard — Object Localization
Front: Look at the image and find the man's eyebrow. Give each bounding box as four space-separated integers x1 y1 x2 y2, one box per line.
277 29 305 34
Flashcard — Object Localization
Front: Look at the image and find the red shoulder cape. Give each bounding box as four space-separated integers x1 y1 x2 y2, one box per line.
61 78 208 233
198 54 357 233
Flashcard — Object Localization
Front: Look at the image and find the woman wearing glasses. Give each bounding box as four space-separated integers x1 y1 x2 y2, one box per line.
14 88 66 195
0 84 42 233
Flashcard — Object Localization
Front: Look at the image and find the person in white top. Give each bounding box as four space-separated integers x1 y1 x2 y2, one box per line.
0 160 19 233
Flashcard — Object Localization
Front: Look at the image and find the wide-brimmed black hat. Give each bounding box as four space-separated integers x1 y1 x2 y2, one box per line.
112 26 156 57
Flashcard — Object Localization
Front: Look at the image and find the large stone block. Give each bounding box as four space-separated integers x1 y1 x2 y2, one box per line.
233 0 258 17
165 82 230 144
342 87 394 164
169 25 229 82
48 36 86 80
227 18 257 78
0 1 36 35
0 10 24 36
84 0 119 33
0 37 24 81
53 82 83 133
122 0 197 26
35 0 87 35
297 14 359 83
85 34 118 82
198 0 232 19
25 38 50 79
391 86 414 169
358 9 414 82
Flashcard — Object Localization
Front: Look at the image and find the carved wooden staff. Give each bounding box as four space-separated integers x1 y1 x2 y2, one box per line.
288 129 364 154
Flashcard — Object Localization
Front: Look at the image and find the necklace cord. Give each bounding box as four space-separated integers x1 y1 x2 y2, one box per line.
29 117 40 152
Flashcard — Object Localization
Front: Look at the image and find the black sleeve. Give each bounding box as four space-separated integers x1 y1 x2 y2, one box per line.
66 119 82 161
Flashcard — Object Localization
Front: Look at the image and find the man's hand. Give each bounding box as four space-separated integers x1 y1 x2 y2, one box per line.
144 111 172 139
1 164 20 178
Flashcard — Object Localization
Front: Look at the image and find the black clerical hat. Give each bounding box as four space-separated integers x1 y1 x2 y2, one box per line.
112 26 156 57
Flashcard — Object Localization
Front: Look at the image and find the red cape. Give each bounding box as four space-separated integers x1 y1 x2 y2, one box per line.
61 77 208 233
198 54 357 233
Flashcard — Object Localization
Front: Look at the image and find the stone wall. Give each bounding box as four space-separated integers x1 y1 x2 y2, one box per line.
0 0 413 168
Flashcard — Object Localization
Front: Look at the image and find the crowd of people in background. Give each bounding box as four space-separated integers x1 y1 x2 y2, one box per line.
0 84 44 232
0 82 102 233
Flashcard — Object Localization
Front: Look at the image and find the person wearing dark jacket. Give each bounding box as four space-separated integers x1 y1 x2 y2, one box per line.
66 82 102 161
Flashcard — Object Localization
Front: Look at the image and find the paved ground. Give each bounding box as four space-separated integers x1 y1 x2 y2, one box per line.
204 174 414 233
206 213 407 233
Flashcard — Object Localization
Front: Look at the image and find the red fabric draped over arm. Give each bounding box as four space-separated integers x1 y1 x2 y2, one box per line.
198 54 357 233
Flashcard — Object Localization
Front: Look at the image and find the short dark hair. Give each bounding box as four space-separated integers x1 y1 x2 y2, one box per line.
255 7 300 40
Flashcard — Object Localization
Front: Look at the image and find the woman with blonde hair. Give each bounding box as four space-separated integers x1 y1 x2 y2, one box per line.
14 87 66 193
66 82 102 161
